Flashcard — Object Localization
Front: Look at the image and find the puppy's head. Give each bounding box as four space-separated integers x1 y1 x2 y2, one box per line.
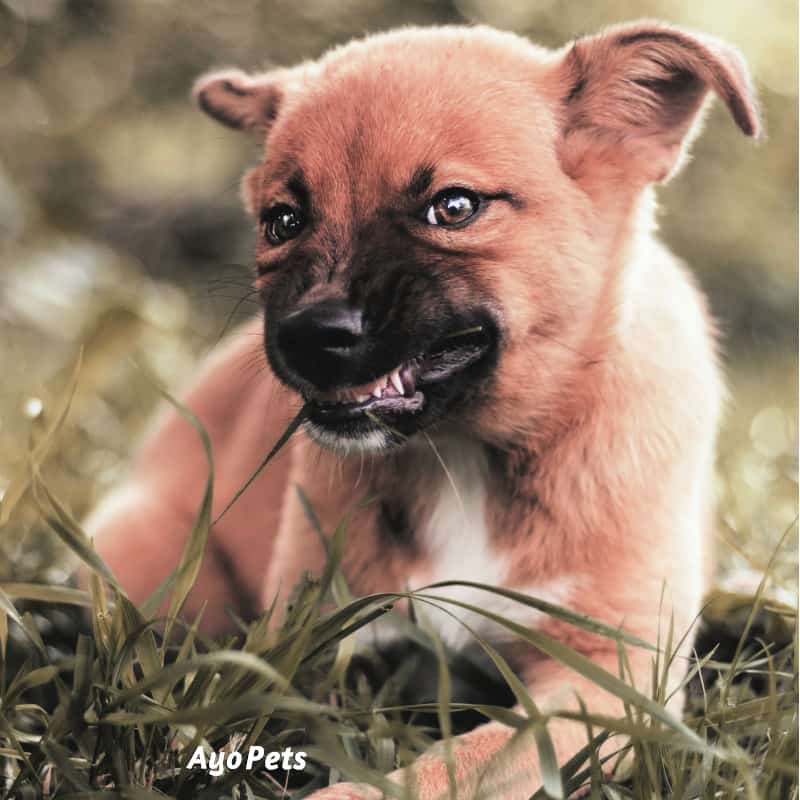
195 23 758 453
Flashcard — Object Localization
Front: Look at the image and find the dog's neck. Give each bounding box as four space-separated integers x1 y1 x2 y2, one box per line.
354 431 541 522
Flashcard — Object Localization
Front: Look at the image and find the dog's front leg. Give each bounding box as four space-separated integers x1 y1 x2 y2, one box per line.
309 649 664 800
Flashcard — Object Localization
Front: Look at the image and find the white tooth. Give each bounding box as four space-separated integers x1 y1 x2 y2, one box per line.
390 369 403 394
355 393 369 403
372 383 383 398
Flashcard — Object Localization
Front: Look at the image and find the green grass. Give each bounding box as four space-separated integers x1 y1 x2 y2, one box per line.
0 391 796 799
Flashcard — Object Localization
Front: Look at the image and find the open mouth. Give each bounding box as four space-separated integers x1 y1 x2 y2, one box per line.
304 324 494 426
311 362 425 420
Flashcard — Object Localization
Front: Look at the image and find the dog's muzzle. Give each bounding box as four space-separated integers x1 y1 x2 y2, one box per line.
272 297 497 447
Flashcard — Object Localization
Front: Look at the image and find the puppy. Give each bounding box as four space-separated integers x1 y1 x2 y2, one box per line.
84 22 759 799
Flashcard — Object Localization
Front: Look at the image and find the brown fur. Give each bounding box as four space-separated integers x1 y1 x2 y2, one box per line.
84 22 758 799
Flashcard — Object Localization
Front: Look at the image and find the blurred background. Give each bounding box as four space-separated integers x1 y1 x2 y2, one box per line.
0 0 796 591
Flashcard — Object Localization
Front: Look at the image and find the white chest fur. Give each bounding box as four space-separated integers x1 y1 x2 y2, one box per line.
402 439 573 650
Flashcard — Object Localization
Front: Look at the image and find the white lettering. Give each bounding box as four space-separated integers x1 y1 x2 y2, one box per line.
208 752 224 777
186 746 309 774
246 746 265 769
186 746 207 770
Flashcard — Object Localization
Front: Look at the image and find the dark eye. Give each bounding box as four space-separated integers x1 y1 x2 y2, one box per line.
261 204 304 245
424 189 480 227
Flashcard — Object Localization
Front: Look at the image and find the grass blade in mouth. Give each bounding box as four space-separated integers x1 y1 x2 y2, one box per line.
212 402 310 526
424 325 487 359
440 325 484 341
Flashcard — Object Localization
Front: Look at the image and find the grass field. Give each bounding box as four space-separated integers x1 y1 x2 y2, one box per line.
0 381 796 799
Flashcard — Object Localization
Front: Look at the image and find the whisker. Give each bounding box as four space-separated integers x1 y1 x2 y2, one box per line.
204 280 256 292
529 329 604 364
423 432 466 522
356 449 365 488
217 291 263 341
204 293 260 302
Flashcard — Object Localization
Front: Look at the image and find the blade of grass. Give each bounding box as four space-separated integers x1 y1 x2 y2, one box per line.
32 480 121 591
0 582 92 607
139 383 216 641
721 519 797 707
212 402 308 527
423 581 655 651
416 596 565 799
0 351 82 526
418 613 457 800
102 650 292 711
408 591 716 755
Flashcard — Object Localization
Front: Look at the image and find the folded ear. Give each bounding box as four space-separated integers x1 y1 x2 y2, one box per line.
193 68 282 132
555 21 760 184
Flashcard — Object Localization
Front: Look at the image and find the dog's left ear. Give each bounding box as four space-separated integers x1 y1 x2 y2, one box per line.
193 68 283 132
555 22 760 184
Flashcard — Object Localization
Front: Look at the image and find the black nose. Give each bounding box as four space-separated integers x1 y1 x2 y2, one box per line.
276 301 365 389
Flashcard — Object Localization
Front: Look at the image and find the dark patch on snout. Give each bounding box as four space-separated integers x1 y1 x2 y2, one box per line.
260 193 503 445
349 258 443 341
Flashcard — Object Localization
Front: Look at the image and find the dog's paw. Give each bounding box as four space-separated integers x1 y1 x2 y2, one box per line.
305 782 384 800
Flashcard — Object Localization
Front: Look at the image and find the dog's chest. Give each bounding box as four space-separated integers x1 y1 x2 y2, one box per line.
397 441 530 648
363 439 573 651
408 440 507 603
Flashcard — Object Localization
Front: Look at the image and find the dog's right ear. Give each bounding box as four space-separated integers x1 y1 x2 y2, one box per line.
193 69 282 133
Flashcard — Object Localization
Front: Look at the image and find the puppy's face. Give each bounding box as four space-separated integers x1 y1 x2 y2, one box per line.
196 24 757 452
248 31 584 453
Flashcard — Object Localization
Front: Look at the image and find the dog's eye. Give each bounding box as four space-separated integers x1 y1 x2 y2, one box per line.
261 204 304 245
424 189 480 227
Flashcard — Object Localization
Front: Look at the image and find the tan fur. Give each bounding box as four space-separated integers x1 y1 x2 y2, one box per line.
83 22 758 799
